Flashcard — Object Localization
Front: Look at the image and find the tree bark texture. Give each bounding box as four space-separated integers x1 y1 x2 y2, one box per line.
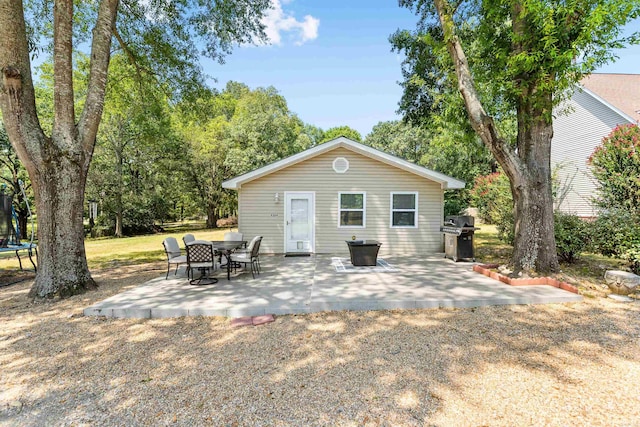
0 0 119 298
434 0 559 273
114 137 124 238
30 156 96 298
510 110 558 272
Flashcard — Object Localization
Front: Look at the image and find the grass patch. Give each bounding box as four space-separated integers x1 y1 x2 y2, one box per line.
475 224 512 265
475 223 631 292
0 226 236 271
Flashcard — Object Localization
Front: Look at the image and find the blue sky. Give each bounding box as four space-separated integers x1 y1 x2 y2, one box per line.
204 1 640 138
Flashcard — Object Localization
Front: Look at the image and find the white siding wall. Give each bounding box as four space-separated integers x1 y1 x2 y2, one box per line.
552 89 632 217
238 147 445 255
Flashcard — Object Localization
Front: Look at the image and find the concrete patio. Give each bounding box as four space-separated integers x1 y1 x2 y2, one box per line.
84 254 583 318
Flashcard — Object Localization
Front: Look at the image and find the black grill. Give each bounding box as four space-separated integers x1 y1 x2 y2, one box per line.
440 215 479 262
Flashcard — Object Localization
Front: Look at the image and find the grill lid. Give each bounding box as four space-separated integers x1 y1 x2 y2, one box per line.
445 215 475 228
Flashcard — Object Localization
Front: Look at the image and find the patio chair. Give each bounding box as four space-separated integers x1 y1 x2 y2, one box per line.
162 237 187 279
230 236 262 279
186 241 218 285
221 231 245 267
224 231 244 242
182 233 195 247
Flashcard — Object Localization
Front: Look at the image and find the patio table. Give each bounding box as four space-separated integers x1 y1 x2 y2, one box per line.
211 240 247 280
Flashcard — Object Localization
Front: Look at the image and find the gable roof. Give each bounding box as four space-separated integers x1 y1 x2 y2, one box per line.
222 137 465 190
580 73 640 123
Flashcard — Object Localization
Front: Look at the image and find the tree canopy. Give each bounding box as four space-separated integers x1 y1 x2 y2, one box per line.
0 0 272 298
396 0 640 273
321 125 362 143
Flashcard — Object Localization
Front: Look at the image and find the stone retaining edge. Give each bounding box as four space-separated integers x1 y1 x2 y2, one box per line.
473 264 579 294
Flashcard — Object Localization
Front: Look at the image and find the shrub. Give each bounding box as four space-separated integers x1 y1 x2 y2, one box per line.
444 191 468 217
590 208 640 273
470 172 512 223
554 212 590 263
588 124 640 214
470 171 514 243
622 246 640 275
495 209 515 245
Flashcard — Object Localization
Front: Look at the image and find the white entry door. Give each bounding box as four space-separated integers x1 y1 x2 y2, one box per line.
285 192 314 253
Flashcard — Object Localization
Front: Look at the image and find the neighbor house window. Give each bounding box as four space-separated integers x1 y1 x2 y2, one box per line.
339 192 366 227
390 192 418 228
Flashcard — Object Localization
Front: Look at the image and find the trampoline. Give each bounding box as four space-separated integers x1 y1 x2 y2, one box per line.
0 181 37 272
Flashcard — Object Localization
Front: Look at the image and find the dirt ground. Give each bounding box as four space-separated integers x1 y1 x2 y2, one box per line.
1 262 639 426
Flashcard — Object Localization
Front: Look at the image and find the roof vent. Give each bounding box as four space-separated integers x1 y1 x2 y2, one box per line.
332 157 349 173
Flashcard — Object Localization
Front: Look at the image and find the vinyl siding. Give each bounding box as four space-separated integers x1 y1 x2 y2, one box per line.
238 147 445 255
552 89 632 217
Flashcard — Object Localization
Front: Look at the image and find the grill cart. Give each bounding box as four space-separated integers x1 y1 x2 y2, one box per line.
440 216 479 262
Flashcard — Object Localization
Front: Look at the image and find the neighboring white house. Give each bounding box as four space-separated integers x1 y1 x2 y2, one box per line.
552 73 640 218
222 137 464 256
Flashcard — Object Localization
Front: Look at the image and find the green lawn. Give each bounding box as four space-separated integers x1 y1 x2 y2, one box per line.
475 223 627 291
0 226 236 271
1 223 628 290
475 224 512 265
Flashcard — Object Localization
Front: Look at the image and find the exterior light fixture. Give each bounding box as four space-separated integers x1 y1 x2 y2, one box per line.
274 192 280 203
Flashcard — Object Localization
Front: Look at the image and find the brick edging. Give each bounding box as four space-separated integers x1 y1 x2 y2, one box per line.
473 265 579 294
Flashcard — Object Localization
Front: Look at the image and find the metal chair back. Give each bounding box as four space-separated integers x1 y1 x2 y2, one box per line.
251 236 263 258
182 233 195 246
163 237 181 259
186 243 214 265
224 231 244 241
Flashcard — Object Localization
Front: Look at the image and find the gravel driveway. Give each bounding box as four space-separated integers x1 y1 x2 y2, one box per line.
1 263 639 426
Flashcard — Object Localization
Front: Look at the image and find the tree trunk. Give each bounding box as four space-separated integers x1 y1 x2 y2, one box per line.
511 176 558 272
115 196 123 237
29 151 96 298
433 0 559 274
0 0 119 299
510 101 559 273
206 202 219 228
114 142 123 237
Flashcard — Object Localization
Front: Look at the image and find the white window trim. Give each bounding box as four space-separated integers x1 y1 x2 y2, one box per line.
338 191 366 228
390 192 419 228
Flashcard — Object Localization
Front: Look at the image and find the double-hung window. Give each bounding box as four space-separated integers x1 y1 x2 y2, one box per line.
390 192 418 228
339 192 366 228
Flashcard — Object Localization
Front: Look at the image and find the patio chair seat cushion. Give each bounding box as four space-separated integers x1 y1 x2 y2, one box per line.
230 252 251 262
163 237 188 279
168 255 187 265
189 261 214 269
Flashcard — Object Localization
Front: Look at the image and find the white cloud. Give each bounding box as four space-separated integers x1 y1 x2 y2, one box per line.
262 0 319 46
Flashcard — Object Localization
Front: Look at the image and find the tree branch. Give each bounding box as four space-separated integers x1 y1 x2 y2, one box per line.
432 0 521 181
52 0 76 144
0 0 46 173
77 0 119 166
112 25 148 83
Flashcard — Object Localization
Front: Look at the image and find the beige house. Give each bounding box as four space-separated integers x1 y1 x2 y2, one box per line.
552 73 640 217
222 137 465 256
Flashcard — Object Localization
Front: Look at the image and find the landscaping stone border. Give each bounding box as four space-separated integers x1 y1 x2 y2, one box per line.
230 314 276 327
473 264 579 294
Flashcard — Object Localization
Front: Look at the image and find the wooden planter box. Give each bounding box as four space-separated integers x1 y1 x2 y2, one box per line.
345 240 381 266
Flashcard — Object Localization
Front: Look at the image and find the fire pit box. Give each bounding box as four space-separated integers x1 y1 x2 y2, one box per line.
345 240 381 266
